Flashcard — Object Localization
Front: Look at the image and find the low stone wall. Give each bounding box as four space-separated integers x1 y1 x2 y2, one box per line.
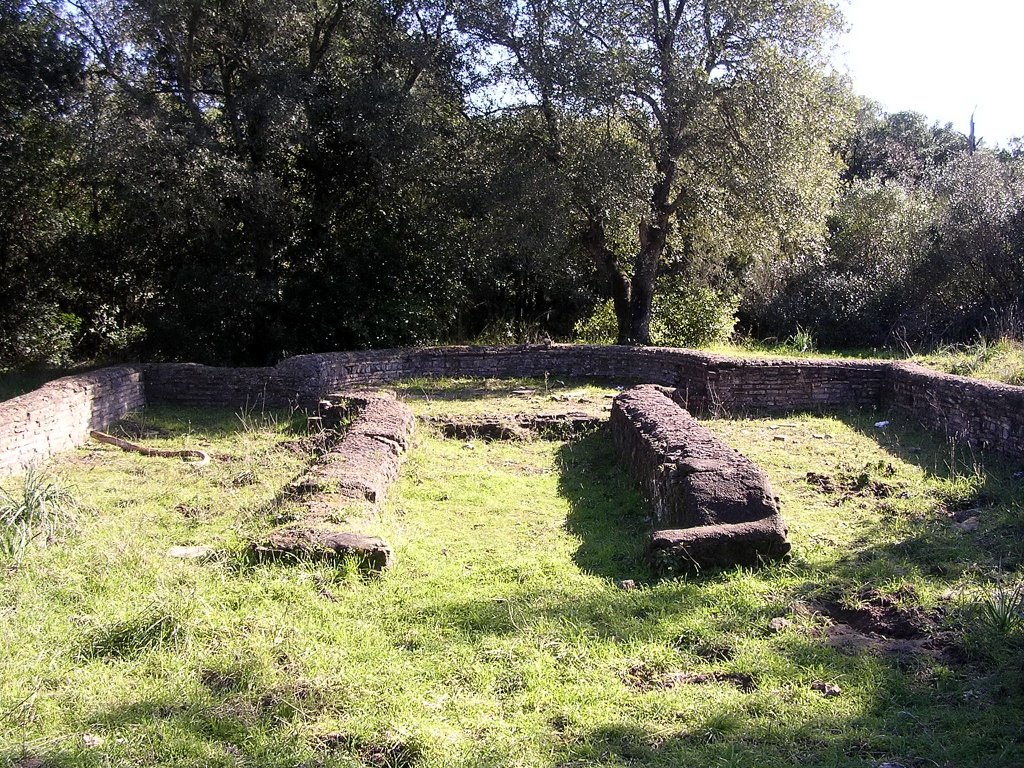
0 367 145 476
252 391 416 572
611 385 791 572
2 345 1022 476
138 346 1021 461
289 392 416 504
141 346 891 414
887 363 1024 454
141 355 327 409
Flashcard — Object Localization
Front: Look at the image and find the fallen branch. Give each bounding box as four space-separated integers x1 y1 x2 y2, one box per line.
89 431 210 466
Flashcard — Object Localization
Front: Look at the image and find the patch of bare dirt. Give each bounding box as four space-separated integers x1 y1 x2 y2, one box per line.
200 667 242 693
65 450 107 468
174 502 211 520
811 589 962 662
805 471 835 493
312 732 422 768
817 590 931 639
660 671 756 692
671 633 735 662
804 467 899 500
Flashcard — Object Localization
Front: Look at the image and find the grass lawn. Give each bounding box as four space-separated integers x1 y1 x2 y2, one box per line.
2 378 1023 767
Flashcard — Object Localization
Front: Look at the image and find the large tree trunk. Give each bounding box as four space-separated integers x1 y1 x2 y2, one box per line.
621 218 668 345
582 214 632 343
583 214 670 345
624 280 654 344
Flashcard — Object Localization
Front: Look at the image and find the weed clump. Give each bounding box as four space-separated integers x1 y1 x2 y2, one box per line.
0 465 75 564
976 582 1024 636
80 604 183 659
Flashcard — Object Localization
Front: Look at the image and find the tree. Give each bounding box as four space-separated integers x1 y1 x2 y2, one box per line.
842 102 970 185
60 0 475 362
460 0 848 344
0 0 84 365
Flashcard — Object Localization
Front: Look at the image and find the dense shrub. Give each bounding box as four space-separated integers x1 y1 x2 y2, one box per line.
575 282 737 348
745 150 1024 348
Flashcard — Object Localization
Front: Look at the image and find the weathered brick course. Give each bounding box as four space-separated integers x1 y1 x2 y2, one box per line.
610 385 791 571
0 366 144 476
2 345 1022 475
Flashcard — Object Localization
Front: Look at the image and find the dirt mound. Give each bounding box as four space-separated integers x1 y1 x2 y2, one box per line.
817 591 932 639
812 590 960 661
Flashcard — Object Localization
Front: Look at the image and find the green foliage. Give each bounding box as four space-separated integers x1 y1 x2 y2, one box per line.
469 319 550 346
747 133 1024 348
461 0 849 344
575 283 737 348
744 178 936 346
843 103 970 184
8 306 82 367
779 327 819 355
0 0 85 367
650 282 738 349
0 465 75 563
0 0 1019 362
573 300 618 344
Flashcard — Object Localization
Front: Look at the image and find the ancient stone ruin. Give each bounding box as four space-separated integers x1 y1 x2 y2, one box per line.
2 343 1023 575
4 344 1022 479
611 385 791 573
426 412 602 441
250 391 415 572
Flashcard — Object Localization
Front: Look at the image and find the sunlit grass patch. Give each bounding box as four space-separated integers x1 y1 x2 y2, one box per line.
1 383 1023 767
392 376 620 420
912 336 1024 386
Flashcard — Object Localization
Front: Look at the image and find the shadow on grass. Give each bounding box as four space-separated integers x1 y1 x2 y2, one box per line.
555 428 651 582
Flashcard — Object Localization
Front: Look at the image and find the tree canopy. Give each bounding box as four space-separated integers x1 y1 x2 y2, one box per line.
0 0 1020 367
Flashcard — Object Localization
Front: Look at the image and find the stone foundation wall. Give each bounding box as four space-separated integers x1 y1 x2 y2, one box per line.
0 366 145 476
886 363 1024 454
610 385 790 570
2 345 1022 475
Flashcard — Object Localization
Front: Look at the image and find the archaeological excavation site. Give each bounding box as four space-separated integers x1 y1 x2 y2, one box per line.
2 345 1023 767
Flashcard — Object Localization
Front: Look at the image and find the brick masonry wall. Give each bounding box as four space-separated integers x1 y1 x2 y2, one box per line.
0 366 144 476
887 362 1024 456
2 345 1022 475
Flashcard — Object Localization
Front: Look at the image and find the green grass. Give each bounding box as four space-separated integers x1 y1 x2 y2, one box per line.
2 382 1024 767
708 335 1024 387
391 376 619 420
909 337 1024 386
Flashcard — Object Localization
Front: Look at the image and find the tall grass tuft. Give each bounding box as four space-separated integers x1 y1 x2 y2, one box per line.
978 582 1024 635
80 604 184 659
0 466 75 564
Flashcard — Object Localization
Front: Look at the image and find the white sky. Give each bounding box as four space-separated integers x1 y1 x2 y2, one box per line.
834 0 1023 146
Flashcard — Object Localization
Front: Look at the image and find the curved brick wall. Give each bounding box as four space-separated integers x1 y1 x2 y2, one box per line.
0 366 144 476
2 345 1022 476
